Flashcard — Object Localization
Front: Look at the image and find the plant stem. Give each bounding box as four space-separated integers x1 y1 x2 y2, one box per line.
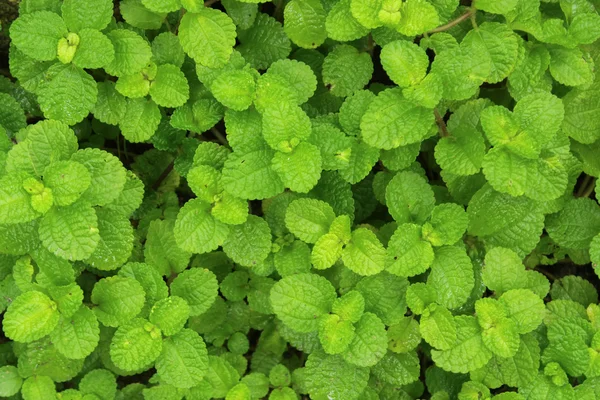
434 109 449 138
211 127 230 148
204 0 220 6
578 176 597 198
576 174 593 197
152 160 175 191
427 9 475 34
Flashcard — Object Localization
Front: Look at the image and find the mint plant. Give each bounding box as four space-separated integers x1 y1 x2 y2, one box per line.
1 0 600 399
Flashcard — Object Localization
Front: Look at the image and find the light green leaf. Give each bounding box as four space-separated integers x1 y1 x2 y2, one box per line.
325 0 370 42
39 201 100 261
85 208 134 271
342 312 387 367
322 44 373 98
2 290 59 342
91 276 145 327
211 69 256 111
420 304 457 350
72 29 115 69
104 29 153 77
149 64 190 108
285 198 336 243
120 0 167 30
342 227 386 276
92 81 127 126
43 160 90 207
0 366 22 397
50 305 99 359
431 315 493 373
548 46 594 86
422 203 468 246
9 11 67 61
156 329 209 388
473 0 518 14
152 32 185 67
380 40 429 88
270 273 336 332
237 13 291 70
119 98 161 143
318 314 355 354
304 351 370 400
262 101 312 152
174 198 230 254
461 22 520 84
361 88 435 150
21 376 56 400
386 223 434 277
427 246 474 309
272 142 322 193
0 174 40 224
397 0 440 35
223 215 271 267
371 351 421 386
546 197 600 250
71 148 127 206
142 0 181 12
37 64 98 125
170 268 218 316
61 0 113 31
499 289 545 334
179 8 237 68
284 0 327 49
109 318 162 371
385 170 436 224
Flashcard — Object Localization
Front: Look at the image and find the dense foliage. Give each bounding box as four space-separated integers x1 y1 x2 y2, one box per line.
1 0 600 399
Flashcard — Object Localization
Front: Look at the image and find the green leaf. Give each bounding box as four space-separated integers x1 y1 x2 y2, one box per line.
387 316 421 353
79 369 117 400
481 317 520 358
342 312 387 367
104 29 153 77
223 215 272 267
39 201 100 261
237 13 291 70
120 98 161 143
37 64 98 125
473 0 518 14
179 8 237 68
211 69 256 111
304 351 370 400
0 366 23 397
118 262 169 316
156 329 209 388
386 223 434 277
380 40 429 88
397 0 440 35
311 233 344 270
43 160 91 207
152 32 185 67
499 289 545 334
285 198 336 243
142 0 181 12
148 64 189 108
284 0 327 49
371 351 421 386
355 272 409 325
338 139 380 184
267 59 318 106
332 290 364 323
361 88 435 150
422 203 468 246
386 170 436 224
71 148 127 206
9 11 67 61
318 314 355 354
550 275 597 307
92 81 127 126
222 0 258 30
109 318 162 371
21 376 57 400
350 0 383 29
270 273 336 332
272 142 322 193
548 46 594 86
174 198 230 254
85 208 134 271
322 44 373 97
0 173 40 224
50 306 100 359
262 101 311 152
104 170 144 217
204 356 240 398
342 227 386 276
569 13 600 45
72 29 115 69
91 276 145 327
339 89 376 136
546 197 600 250
427 246 474 309
308 123 352 171
431 46 490 101
420 304 457 350
0 92 26 138
222 146 284 200
325 0 370 42
431 316 493 373
120 0 167 30
461 22 520 84
2 291 59 342
61 0 112 31
170 268 218 316
562 81 600 144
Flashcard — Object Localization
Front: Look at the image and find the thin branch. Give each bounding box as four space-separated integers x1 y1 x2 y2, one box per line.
427 9 475 34
211 127 230 148
175 9 187 34
152 160 175 191
579 177 597 198
204 0 220 6
576 175 593 197
434 109 450 138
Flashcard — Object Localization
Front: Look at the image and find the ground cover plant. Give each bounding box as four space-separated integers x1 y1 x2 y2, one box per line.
1 0 600 398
